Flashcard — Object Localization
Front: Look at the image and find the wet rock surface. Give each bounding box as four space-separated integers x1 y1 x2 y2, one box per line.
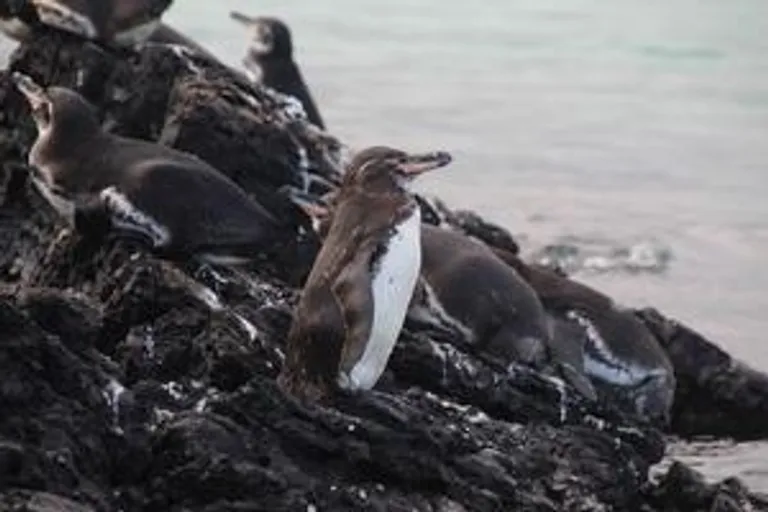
638 308 768 441
0 30 767 511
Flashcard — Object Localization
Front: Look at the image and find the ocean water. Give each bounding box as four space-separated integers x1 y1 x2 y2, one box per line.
3 0 768 493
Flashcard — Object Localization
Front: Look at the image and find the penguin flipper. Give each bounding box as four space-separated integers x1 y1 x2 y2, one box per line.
558 362 598 402
331 245 375 382
545 312 598 401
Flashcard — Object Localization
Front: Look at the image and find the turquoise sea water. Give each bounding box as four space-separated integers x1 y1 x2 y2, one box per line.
2 0 768 493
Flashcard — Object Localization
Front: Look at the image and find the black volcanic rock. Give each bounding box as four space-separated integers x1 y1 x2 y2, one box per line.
637 307 768 440
646 462 768 512
0 26 766 512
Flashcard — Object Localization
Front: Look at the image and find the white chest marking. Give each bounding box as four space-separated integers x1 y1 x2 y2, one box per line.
567 310 666 387
342 208 422 390
100 187 171 247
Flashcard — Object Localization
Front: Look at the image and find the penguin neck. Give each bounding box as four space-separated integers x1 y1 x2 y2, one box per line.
29 124 107 188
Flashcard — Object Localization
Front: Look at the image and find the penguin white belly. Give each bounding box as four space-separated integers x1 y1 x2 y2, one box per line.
567 310 663 387
344 209 422 390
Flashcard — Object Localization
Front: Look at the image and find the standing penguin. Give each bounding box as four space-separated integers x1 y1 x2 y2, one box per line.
230 11 325 130
278 146 452 402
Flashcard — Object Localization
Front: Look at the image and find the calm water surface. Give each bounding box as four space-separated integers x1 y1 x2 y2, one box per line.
5 0 768 493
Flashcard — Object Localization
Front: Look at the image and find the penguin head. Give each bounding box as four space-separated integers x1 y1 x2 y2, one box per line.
231 11 293 59
12 73 101 162
344 146 453 193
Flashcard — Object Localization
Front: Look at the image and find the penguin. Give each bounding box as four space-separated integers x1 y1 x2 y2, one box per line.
230 11 325 129
277 145 452 402
12 72 282 265
413 224 597 400
284 190 599 402
490 246 676 424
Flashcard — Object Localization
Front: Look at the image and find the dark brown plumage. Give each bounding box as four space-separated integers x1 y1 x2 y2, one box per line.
278 146 451 402
417 226 592 381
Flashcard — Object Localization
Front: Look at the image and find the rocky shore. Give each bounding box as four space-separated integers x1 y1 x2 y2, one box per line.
1 30 767 511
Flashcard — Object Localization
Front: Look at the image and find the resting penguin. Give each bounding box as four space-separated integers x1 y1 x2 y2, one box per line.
12 73 282 264
285 191 598 402
277 146 452 402
230 11 325 130
412 224 597 399
491 247 676 424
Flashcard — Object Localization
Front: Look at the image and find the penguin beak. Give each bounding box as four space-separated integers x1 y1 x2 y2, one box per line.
230 10 257 26
394 151 453 177
11 72 48 111
230 11 273 54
